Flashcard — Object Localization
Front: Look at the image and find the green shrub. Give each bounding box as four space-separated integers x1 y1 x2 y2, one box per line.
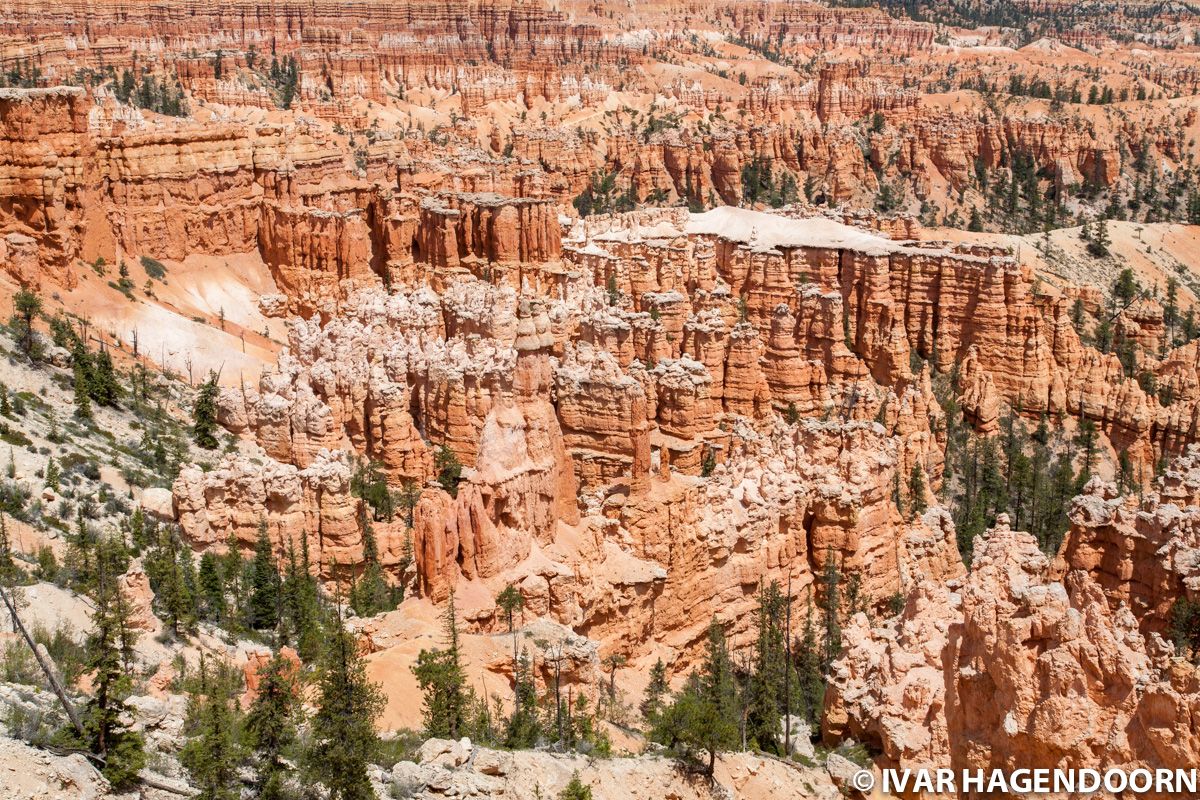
139 255 167 280
435 445 462 497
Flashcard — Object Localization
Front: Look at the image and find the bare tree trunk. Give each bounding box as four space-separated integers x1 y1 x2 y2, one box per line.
0 585 84 737
554 659 562 744
784 575 792 757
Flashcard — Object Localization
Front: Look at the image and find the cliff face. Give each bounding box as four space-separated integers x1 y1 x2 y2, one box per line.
825 518 1200 793
0 90 574 317
1055 449 1200 639
162 200 1200 670
2 0 1188 286
156 205 1001 664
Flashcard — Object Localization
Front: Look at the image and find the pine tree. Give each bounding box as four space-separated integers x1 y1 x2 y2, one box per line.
794 602 824 724
281 535 322 661
1039 451 1077 553
73 361 93 421
245 651 300 800
968 206 983 231
1094 315 1114 353
397 481 421 528
181 660 244 800
652 617 739 776
349 506 393 618
397 529 414 602
1165 278 1180 342
11 288 42 361
413 591 473 738
495 584 524 664
1112 267 1137 304
44 457 60 491
820 549 842 670
350 459 395 522
746 581 796 754
220 533 245 626
1118 451 1135 494
503 648 541 748
0 512 21 586
77 535 145 790
640 658 669 723
148 531 196 636
435 445 462 497
1169 597 1200 661
908 463 928 518
64 510 99 591
1075 419 1099 482
249 520 280 630
91 348 120 407
306 607 384 800
198 551 226 623
192 372 220 449
558 773 594 800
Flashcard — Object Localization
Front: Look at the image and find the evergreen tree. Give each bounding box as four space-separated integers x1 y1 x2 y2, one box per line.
249 520 280 631
1038 451 1077 552
64 510 101 591
10 288 42 361
558 773 594 800
76 535 145 790
350 459 395 522
220 533 246 626
1165 278 1180 342
0 512 21 586
494 582 523 724
794 602 824 724
908 463 928 518
495 583 524 668
435 445 462 497
91 348 121 407
413 591 473 739
1169 597 1200 661
73 361 93 421
198 551 226 623
819 549 842 670
1094 315 1114 353
306 607 384 800
192 372 220 449
1112 267 1137 304
397 481 421 528
1075 419 1099 482
968 206 983 231
503 648 541 748
640 658 669 723
651 617 739 776
746 581 797 754
179 544 198 616
245 651 300 800
44 457 60 491
181 660 245 800
349 506 394 618
147 530 196 635
281 535 322 661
